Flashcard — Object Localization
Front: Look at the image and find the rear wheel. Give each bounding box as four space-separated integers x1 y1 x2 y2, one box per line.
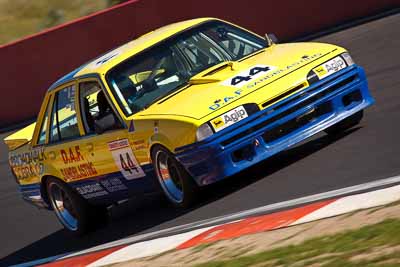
325 110 364 135
152 146 198 208
46 177 107 235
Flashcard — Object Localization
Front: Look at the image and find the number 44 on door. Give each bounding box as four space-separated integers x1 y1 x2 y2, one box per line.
108 139 145 180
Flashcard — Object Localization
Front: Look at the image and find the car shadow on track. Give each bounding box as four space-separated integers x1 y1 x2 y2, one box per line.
0 128 360 266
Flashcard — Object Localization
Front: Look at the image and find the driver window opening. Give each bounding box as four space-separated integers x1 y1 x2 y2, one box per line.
79 81 121 134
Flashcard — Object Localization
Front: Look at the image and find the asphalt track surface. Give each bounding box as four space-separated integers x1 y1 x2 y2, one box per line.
1 13 400 266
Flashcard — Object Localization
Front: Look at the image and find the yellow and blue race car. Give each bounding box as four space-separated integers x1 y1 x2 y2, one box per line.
4 18 374 234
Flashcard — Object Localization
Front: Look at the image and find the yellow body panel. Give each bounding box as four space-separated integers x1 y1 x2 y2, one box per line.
4 17 348 192
4 122 36 150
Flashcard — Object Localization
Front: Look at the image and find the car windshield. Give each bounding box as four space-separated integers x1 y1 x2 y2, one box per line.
106 21 267 116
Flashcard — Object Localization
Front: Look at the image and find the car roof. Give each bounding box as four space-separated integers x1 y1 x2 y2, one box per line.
48 17 214 91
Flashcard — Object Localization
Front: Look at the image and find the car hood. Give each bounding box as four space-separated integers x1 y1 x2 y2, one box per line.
136 42 345 122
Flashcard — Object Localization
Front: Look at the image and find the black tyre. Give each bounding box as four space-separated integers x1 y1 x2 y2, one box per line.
46 177 107 235
325 110 364 135
151 146 198 208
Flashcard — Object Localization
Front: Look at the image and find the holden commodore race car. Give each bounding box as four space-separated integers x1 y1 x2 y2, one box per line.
4 18 374 234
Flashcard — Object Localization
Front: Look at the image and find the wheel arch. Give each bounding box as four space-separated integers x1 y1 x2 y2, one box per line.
40 175 72 207
149 143 173 163
148 133 175 157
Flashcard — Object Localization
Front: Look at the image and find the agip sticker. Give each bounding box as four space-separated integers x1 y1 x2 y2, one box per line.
210 106 248 132
108 139 145 180
313 56 346 79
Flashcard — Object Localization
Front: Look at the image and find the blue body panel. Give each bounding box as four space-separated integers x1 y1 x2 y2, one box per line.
175 65 375 186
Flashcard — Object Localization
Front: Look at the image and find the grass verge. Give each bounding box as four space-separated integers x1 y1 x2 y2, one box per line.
0 0 128 45
195 219 400 267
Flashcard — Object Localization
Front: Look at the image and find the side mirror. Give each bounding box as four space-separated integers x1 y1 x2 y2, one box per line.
264 33 278 47
94 113 116 134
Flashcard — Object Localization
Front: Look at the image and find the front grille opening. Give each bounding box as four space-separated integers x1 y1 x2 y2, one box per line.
232 144 255 162
261 82 307 108
222 129 253 147
263 102 332 144
342 90 362 106
273 74 357 111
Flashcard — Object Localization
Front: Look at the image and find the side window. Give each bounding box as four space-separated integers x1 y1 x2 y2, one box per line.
37 98 51 145
49 85 80 143
79 81 121 134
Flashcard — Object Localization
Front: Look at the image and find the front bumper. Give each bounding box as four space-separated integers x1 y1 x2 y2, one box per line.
175 65 375 186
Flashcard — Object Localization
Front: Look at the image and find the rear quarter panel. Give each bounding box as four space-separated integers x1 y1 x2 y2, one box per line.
8 143 44 186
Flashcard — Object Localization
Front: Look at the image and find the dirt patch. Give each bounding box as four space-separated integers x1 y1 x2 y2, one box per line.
112 202 400 267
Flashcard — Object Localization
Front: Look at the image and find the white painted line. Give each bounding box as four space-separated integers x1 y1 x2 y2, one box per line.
87 227 214 267
293 184 400 225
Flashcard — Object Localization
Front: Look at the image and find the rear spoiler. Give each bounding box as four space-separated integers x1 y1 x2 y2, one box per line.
3 122 36 151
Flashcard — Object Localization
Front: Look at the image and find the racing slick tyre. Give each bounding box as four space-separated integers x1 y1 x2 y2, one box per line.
152 146 199 209
324 110 364 135
46 177 107 236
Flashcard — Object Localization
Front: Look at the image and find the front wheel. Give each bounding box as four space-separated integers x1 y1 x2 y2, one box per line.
46 177 107 235
325 110 364 135
152 146 198 208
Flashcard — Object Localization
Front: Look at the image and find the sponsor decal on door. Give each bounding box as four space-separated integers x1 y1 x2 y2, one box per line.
108 139 145 180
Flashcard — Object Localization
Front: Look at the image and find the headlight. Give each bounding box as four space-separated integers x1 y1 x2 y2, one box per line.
341 52 355 66
196 123 214 141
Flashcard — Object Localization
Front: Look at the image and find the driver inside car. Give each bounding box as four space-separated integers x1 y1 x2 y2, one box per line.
94 90 121 132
